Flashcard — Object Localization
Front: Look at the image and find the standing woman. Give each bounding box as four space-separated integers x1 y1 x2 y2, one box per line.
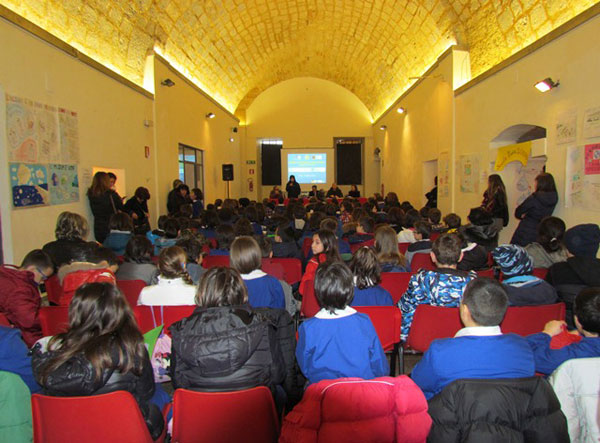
87 171 124 243
286 175 301 199
482 174 509 232
511 172 558 247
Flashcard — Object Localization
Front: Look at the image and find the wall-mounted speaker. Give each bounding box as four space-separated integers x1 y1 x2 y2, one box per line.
222 164 234 181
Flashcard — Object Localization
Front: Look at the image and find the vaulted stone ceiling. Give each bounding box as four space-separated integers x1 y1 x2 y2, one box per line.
3 0 599 120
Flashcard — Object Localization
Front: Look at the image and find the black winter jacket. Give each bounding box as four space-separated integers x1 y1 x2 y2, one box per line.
170 305 286 394
42 239 99 271
428 377 568 443
87 190 124 243
510 191 558 246
459 223 499 253
31 342 163 440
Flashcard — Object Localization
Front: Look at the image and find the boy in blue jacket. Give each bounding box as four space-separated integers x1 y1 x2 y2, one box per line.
527 287 600 375
296 261 388 384
411 278 535 399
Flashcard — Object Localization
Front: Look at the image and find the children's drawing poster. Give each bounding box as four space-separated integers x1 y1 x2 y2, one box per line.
6 95 37 162
438 152 450 198
583 107 600 139
35 102 60 163
514 156 546 206
584 144 600 175
58 108 80 163
10 163 49 208
459 154 479 193
49 164 79 205
556 110 577 145
566 145 600 211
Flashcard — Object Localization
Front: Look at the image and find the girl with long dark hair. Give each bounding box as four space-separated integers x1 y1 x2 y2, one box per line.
87 171 124 243
299 229 342 295
482 174 509 230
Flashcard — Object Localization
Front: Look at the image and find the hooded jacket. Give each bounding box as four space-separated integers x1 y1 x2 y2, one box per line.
170 305 285 394
460 223 499 253
428 377 568 443
0 265 43 347
511 191 558 246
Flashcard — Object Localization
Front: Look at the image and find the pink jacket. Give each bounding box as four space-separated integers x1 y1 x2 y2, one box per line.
279 376 431 443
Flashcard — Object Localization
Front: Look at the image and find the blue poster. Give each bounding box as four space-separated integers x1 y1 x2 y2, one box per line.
10 163 49 208
49 163 79 205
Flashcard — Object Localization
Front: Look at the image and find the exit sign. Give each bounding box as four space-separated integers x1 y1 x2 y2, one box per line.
246 160 256 165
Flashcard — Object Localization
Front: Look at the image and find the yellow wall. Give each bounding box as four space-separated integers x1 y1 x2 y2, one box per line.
153 57 242 212
455 13 600 241
243 77 378 200
0 18 155 263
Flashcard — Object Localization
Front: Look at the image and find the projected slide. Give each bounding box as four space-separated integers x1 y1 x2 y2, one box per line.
288 153 327 183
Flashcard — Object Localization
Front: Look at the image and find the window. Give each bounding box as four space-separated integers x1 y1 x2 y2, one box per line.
178 144 204 193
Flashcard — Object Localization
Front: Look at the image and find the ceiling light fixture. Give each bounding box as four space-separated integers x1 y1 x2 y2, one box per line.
206 112 216 119
534 78 559 92
229 137 234 142
379 125 387 131
160 78 175 87
397 107 406 114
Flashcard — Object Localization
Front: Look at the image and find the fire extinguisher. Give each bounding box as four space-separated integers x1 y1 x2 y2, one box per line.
247 177 253 192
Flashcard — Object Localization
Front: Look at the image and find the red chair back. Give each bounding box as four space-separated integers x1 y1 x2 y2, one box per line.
44 275 63 305
354 306 402 352
39 306 70 336
263 258 302 284
349 239 375 254
302 237 313 259
116 280 147 307
380 272 412 304
261 259 285 281
406 305 462 352
476 269 495 278
202 255 230 269
0 312 11 327
429 232 440 242
410 253 435 271
502 303 566 336
32 391 160 443
398 243 410 254
208 238 218 249
532 268 548 280
300 280 320 318
134 305 196 334
172 387 279 443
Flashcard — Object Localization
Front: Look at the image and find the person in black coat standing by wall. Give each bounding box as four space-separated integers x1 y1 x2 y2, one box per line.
482 174 509 233
511 173 558 247
87 171 124 243
286 175 301 199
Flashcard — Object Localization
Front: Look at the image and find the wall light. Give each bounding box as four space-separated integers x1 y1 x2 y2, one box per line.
160 78 175 87
229 137 235 142
534 78 559 92
206 112 216 119
379 125 387 131
397 107 406 114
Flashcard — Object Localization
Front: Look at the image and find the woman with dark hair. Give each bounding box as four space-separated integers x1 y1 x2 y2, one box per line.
124 187 151 235
170 267 286 396
87 171 124 243
525 216 568 268
511 172 558 246
348 185 361 198
103 213 134 256
482 174 509 231
115 236 158 284
349 247 393 306
286 175 301 199
299 229 342 295
32 283 165 440
42 212 98 270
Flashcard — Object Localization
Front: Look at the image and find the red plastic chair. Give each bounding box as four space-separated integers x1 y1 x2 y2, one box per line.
429 232 440 242
261 259 285 281
133 305 196 334
202 255 230 269
300 280 320 318
302 237 313 259
32 391 164 443
380 272 413 304
117 280 147 307
410 253 435 271
172 387 279 443
398 242 410 255
349 239 375 254
0 312 11 327
266 258 302 285
532 268 549 280
208 238 217 249
39 306 70 336
502 303 566 336
44 275 63 305
476 269 495 278
354 306 402 374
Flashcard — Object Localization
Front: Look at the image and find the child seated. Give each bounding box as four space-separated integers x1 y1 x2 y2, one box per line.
397 209 420 243
299 230 342 295
103 213 134 256
406 221 433 264
146 215 168 246
456 233 489 272
210 224 234 256
296 261 389 384
526 287 600 375
374 226 410 272
175 237 205 285
399 234 476 340
428 208 444 232
272 225 301 260
411 278 535 399
230 236 285 309
115 235 158 285
492 244 557 306
349 247 393 306
443 213 461 234
153 218 179 256
345 217 374 245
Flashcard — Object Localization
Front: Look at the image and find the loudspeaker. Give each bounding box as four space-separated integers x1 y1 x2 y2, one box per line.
222 164 234 181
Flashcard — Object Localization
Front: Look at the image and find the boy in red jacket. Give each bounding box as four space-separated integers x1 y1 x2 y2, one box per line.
0 250 53 347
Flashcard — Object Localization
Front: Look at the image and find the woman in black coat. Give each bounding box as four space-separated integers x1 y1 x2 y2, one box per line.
511 173 558 247
87 171 124 243
124 187 151 234
286 175 301 199
32 283 165 440
482 174 509 231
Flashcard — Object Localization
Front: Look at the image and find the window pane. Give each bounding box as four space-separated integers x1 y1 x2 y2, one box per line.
178 162 185 182
184 163 195 188
195 164 204 191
